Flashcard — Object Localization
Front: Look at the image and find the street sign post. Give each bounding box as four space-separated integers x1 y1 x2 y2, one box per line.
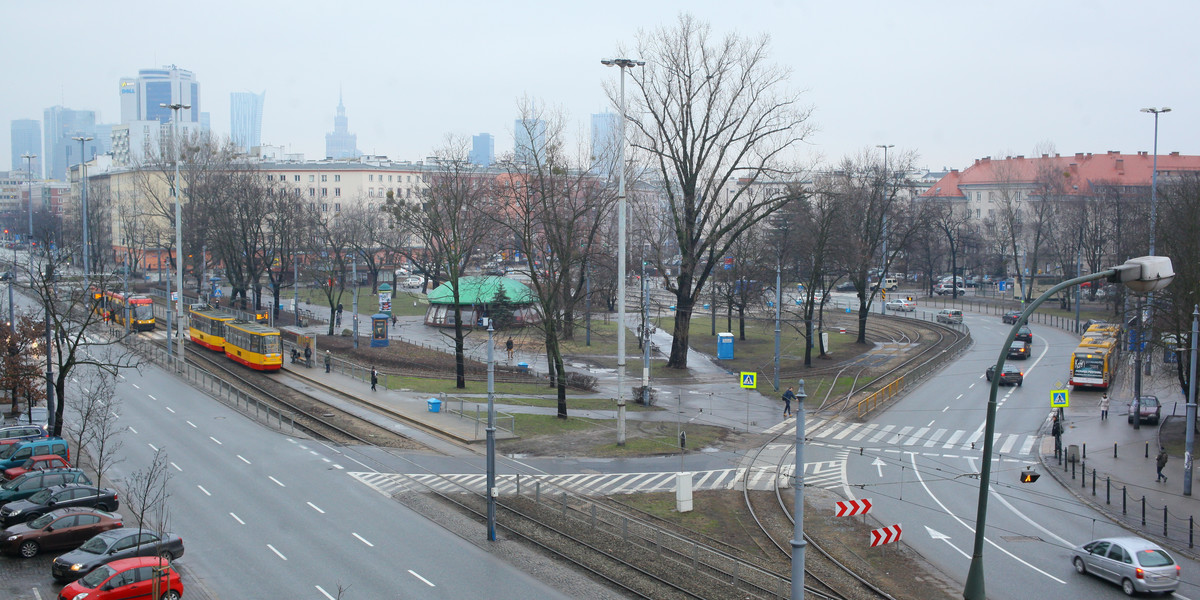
870 524 902 547
834 498 873 517
740 372 757 389
1050 389 1069 408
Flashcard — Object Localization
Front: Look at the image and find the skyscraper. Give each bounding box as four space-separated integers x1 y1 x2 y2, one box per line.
325 91 361 160
514 118 545 164
231 91 265 153
470 133 494 167
10 119 42 176
118 65 200 125
590 112 619 174
43 106 99 181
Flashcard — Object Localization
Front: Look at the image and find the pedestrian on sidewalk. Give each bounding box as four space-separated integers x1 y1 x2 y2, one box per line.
1051 415 1063 460
304 345 312 368
782 386 795 419
370 367 378 391
1157 448 1169 483
324 350 332 373
506 337 514 360
1099 393 1110 421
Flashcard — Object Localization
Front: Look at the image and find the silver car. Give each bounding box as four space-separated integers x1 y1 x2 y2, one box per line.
1072 536 1179 595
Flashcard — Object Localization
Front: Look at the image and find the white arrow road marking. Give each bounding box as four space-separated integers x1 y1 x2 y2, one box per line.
872 457 887 477
969 457 1074 548
926 526 971 559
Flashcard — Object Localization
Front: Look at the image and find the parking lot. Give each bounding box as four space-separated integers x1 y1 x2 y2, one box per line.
0 555 213 600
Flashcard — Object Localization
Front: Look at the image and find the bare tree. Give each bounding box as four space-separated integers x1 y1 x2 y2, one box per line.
1155 173 1200 399
932 199 974 299
620 14 813 368
63 369 123 486
123 446 173 535
1 316 46 416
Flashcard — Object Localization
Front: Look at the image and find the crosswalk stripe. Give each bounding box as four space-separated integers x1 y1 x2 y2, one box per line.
850 424 876 442
869 425 894 443
924 429 947 447
832 423 862 440
999 434 1018 454
943 430 965 448
905 427 929 445
1019 436 1037 455
965 429 984 448
888 426 913 445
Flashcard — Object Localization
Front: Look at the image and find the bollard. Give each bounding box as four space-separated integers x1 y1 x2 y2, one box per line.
1146 441 1150 458
1123 487 1127 515
1083 443 1087 459
1107 477 1111 504
1164 506 1169 537
1092 468 1096 495
1115 442 1119 459
1072 459 1076 480
1142 496 1146 526
1191 517 1194 549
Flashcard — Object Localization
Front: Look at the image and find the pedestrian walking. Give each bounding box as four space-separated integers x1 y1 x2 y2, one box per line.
1099 393 1110 421
1051 415 1064 460
324 350 332 373
370 367 378 391
304 345 312 368
505 337 514 360
782 386 795 419
1157 448 1169 483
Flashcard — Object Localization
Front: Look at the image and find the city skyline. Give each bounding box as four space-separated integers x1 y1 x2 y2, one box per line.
2 1 1197 175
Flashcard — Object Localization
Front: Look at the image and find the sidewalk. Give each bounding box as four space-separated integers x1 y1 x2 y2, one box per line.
1040 367 1200 559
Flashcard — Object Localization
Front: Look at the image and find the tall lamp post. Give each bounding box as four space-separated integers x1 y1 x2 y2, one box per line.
1185 305 1198 497
71 136 93 280
790 379 808 600
876 144 894 303
163 102 191 365
1141 107 1170 379
963 255 1175 600
17 153 37 326
602 57 644 446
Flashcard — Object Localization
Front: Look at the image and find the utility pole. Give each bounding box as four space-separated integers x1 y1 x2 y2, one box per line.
790 380 808 600
1185 305 1198 496
163 101 191 367
486 321 497 540
774 259 781 392
352 259 359 348
71 136 93 280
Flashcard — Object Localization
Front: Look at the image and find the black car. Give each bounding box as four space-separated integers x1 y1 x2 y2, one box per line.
1001 311 1022 325
1015 325 1032 343
52 527 185 581
1007 341 1032 360
0 484 118 527
985 364 1024 386
0 468 92 505
834 281 857 292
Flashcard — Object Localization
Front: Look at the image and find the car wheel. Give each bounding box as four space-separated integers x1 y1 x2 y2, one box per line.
95 503 112 511
18 540 39 558
160 550 174 561
1073 556 1086 574
1122 578 1136 596
161 592 181 600
1017 380 1023 387
1128 415 1134 424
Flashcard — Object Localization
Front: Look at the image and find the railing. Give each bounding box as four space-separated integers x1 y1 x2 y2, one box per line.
855 310 973 418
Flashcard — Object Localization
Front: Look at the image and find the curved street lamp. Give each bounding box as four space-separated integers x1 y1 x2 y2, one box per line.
964 255 1175 600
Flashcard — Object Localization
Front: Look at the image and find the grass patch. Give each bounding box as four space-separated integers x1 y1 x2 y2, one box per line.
490 396 661 412
384 376 557 396
589 422 725 457
300 288 429 317
509 413 603 436
618 492 727 535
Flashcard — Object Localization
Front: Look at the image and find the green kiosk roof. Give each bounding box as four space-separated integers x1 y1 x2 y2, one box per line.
427 276 535 305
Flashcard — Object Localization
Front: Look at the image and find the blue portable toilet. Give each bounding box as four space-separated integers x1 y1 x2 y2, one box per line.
717 332 734 359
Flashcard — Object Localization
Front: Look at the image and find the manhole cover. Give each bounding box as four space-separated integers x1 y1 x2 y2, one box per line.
1000 535 1042 543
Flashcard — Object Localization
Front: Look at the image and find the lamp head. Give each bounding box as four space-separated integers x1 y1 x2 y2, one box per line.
796 379 807 399
1108 255 1175 293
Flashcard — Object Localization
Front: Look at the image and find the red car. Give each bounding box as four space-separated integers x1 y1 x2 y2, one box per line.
3 454 70 481
0 507 123 558
58 556 183 600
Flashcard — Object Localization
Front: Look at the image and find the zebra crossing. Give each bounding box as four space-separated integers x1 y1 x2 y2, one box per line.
348 459 849 498
764 417 1039 457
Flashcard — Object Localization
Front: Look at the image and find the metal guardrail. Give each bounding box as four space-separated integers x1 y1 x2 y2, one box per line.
855 309 973 418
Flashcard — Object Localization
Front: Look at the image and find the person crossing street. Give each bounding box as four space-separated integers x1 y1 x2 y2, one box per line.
782 386 795 419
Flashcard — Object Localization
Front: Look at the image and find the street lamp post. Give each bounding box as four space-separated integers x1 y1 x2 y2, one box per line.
71 137 93 280
163 102 191 366
602 57 644 446
963 255 1175 600
1185 305 1198 496
790 379 808 600
876 144 894 302
1141 107 1170 379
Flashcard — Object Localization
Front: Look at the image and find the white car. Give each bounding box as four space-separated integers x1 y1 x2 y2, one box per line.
884 299 915 312
402 276 424 289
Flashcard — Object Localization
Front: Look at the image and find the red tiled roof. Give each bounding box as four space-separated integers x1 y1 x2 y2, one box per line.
921 152 1200 198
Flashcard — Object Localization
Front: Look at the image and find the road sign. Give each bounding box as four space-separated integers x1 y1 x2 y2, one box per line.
740 372 757 389
870 524 902 547
1050 389 1069 408
170 291 178 302
834 498 873 517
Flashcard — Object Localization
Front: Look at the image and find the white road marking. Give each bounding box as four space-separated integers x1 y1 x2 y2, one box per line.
128 426 138 434
132 383 140 389
237 455 251 465
831 423 861 440
869 425 894 443
268 476 286 487
267 544 287 560
148 443 158 452
165 406 175 413
904 427 929 445
170 462 182 472
942 406 949 412
209 436 222 445
408 570 435 587
927 419 935 427
969 383 975 389
148 394 156 401
307 502 325 514
186 421 196 428
955 394 963 400
197 485 211 496
924 429 947 447
315 586 336 600
229 513 245 525
353 532 374 547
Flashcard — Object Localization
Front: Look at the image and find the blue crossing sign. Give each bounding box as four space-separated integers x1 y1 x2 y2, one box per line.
1050 389 1069 408
740 372 757 389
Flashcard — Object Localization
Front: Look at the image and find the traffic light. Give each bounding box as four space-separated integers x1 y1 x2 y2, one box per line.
1020 469 1041 483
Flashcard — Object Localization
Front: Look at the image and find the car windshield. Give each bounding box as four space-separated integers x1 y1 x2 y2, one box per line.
0 477 20 490
77 535 111 554
0 444 18 459
27 512 56 528
26 488 52 504
1142 397 1160 408
1138 548 1174 567
77 564 116 589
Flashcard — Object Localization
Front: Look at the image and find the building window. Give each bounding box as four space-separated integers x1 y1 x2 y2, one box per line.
294 188 301 196
406 188 411 198
369 189 375 197
334 188 341 197
294 175 300 182
975 192 981 201
334 174 341 182
976 208 981 218
321 174 327 182
322 203 328 212
988 209 995 218
309 175 315 182
267 174 274 181
335 203 341 212
987 191 993 203
388 175 393 182
309 203 316 211
309 188 315 197
369 174 374 182
321 188 328 197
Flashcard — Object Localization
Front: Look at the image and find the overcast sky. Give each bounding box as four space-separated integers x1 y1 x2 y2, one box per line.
4 1 1197 175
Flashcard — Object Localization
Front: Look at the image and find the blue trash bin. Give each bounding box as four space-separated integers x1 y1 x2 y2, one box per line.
427 398 442 413
517 362 529 374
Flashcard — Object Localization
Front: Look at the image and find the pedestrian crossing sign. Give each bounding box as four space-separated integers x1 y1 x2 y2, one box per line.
1050 389 1069 408
740 372 757 389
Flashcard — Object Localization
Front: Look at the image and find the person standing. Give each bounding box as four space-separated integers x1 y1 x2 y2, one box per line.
1157 448 1169 483
304 345 312 368
1051 415 1063 460
370 367 378 391
782 386 795 419
324 350 332 373
1098 393 1110 421
505 337 514 360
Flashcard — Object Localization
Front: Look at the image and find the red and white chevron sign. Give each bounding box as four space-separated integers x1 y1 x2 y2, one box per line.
869 524 902 547
834 498 873 517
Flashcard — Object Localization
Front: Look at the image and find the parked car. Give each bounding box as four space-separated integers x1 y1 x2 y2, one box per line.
933 283 967 296
402 275 423 289
3 454 70 481
1072 536 1180 595
0 437 69 470
57 556 183 600
1015 325 1032 343
884 299 915 312
1001 311 1022 325
0 425 46 443
0 469 92 505
834 281 857 292
1007 340 1032 360
53 527 185 582
936 309 963 324
0 484 118 527
0 507 123 558
985 364 1024 386
14 406 49 434
871 277 899 291
1127 395 1161 425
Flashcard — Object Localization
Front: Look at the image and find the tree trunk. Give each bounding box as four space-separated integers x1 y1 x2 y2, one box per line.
668 295 694 368
451 303 465 389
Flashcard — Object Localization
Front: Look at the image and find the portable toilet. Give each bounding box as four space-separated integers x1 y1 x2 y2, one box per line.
717 332 734 359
